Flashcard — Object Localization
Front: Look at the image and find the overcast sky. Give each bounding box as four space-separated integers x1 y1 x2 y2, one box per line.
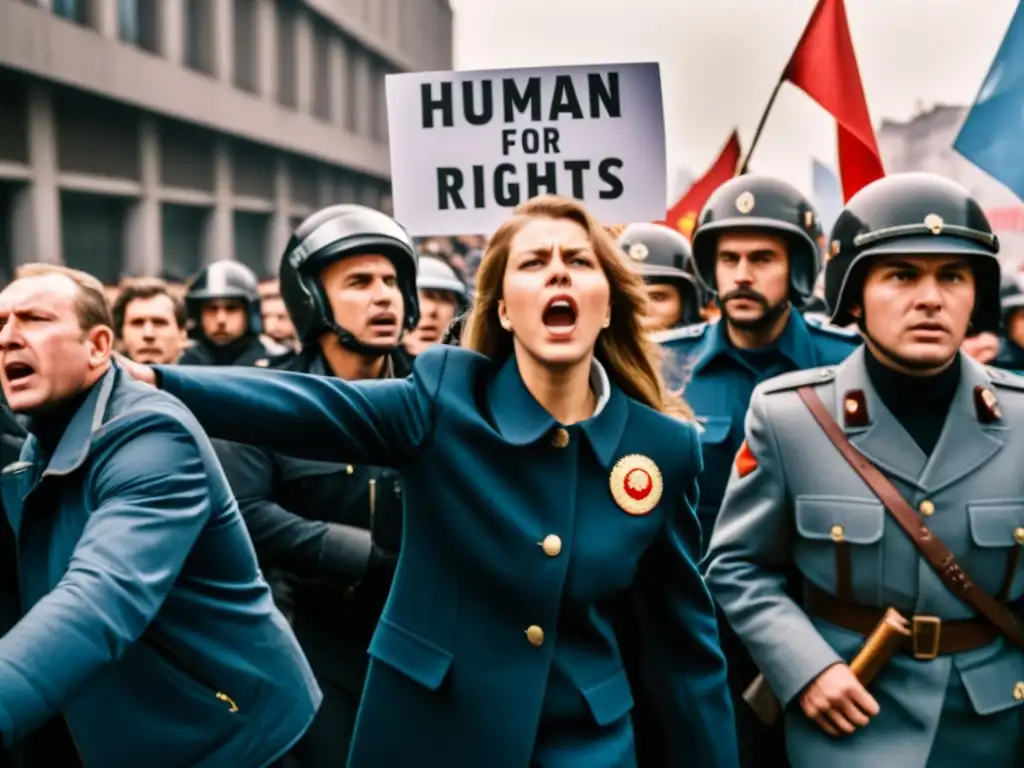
448 0 1019 199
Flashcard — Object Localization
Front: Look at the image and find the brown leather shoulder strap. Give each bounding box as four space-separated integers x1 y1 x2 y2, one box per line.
795 386 1024 651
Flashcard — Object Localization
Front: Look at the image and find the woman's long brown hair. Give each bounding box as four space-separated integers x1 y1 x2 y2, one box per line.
462 195 694 420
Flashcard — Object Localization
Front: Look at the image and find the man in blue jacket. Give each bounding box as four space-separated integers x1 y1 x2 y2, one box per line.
655 176 860 768
0 263 321 767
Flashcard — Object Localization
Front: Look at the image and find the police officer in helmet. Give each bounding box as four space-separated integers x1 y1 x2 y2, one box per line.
707 172 1022 768
214 204 418 766
617 223 704 332
989 272 1024 371
179 260 288 366
824 173 1001 357
403 255 468 357
655 174 860 768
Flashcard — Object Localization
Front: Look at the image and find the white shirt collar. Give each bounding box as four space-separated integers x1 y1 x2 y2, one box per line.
590 357 611 418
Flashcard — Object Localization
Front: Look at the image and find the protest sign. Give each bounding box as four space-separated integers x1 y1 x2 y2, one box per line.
385 62 666 235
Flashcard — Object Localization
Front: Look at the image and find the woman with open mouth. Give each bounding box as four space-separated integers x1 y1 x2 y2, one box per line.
119 194 737 768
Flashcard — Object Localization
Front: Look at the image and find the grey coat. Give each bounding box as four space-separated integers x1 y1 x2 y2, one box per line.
704 348 1024 768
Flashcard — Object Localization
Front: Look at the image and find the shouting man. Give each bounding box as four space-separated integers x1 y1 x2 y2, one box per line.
0 264 320 767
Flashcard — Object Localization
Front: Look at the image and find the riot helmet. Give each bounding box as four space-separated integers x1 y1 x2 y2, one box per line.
617 223 704 326
186 260 263 335
825 172 1000 332
280 204 419 352
417 256 469 314
691 175 823 306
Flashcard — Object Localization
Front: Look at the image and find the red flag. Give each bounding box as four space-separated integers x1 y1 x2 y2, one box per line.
664 131 742 240
784 0 884 201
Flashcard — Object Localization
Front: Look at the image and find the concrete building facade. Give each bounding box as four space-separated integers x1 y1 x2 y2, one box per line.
0 0 453 284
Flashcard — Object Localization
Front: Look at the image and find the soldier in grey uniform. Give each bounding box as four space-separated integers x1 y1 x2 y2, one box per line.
704 172 1024 767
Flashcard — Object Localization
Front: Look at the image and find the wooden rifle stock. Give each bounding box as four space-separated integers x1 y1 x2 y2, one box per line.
743 607 911 725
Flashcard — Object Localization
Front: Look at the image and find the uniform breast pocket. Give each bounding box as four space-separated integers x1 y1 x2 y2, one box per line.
794 496 885 604
966 501 1024 600
695 415 733 516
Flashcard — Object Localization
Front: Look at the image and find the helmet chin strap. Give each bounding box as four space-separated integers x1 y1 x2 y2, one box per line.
324 317 399 357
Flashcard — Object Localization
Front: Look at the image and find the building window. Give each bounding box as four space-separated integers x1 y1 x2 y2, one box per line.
0 182 18 286
344 43 359 133
234 212 268 277
161 204 205 279
52 0 87 24
352 54 372 137
184 0 212 74
233 0 257 93
118 0 158 52
370 63 388 142
118 0 137 42
0 74 29 165
276 3 297 108
312 21 331 122
60 192 128 285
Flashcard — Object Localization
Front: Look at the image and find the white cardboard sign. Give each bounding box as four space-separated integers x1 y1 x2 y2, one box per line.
385 62 667 236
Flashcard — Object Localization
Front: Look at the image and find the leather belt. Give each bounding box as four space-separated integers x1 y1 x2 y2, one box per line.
805 584 1000 658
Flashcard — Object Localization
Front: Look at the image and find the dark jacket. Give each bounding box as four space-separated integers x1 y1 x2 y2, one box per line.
179 334 288 367
0 365 321 767
216 346 411 692
156 347 738 768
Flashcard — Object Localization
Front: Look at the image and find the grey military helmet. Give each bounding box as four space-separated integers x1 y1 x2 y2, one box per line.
417 256 469 313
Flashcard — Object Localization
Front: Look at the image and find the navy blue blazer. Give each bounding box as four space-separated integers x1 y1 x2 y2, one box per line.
156 345 739 767
0 366 321 767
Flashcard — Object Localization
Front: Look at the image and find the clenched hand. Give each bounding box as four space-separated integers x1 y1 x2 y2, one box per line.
800 662 879 737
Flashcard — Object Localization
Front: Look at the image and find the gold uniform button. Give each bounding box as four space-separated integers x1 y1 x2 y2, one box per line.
1015 527 1024 545
919 500 935 517
541 535 562 557
526 625 545 647
830 524 845 542
550 428 570 448
346 464 354 474
1014 681 1024 701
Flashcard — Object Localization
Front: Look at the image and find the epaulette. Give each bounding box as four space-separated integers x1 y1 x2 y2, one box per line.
986 365 1024 391
651 321 708 346
804 316 861 340
759 365 836 395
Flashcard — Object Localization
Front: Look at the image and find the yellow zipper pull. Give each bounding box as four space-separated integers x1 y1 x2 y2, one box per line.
216 692 239 713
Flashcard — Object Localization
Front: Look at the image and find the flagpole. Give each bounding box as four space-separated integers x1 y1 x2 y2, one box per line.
738 0 829 175
738 75 785 175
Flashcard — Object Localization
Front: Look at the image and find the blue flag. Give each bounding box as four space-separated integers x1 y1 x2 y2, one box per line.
954 1 1024 201
811 159 843 237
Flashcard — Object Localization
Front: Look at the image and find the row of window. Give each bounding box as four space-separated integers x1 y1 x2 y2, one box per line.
0 184 364 284
41 0 394 142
